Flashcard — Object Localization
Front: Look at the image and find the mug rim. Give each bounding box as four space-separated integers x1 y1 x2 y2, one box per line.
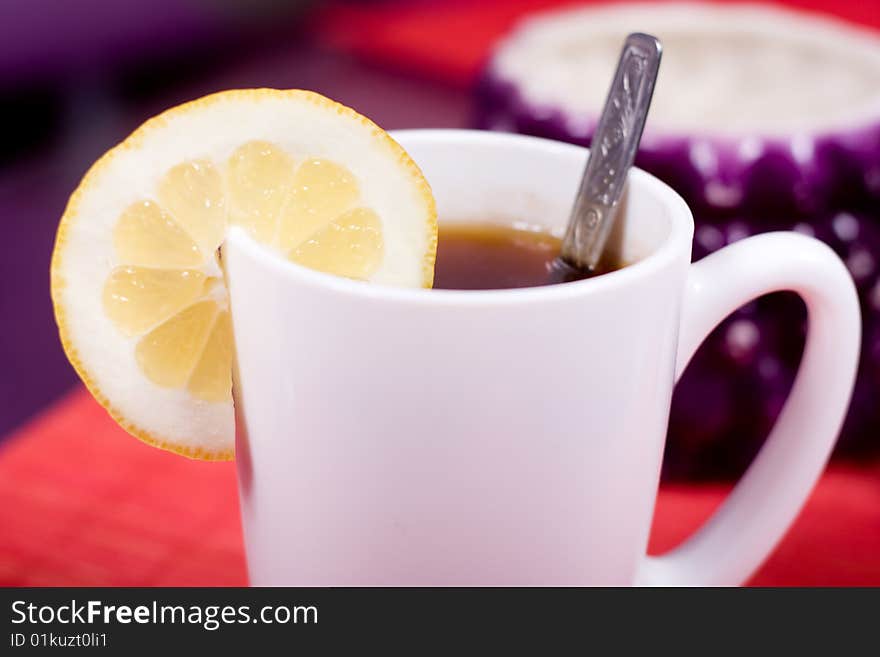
224 129 694 307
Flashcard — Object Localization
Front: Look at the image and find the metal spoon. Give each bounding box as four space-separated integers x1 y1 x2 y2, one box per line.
554 33 662 277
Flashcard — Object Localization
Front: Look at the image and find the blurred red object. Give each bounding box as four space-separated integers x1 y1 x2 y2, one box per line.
0 387 878 586
316 0 880 87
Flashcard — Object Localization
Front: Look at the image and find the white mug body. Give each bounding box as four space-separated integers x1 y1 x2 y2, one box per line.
227 130 692 585
226 130 859 587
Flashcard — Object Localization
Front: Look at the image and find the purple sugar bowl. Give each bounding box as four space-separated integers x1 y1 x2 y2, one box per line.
474 3 880 478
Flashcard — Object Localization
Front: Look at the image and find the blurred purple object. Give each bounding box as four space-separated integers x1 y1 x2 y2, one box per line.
477 71 880 220
0 1 227 84
0 0 323 87
474 3 880 219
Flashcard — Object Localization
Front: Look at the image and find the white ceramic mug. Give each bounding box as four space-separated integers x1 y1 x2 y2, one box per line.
225 130 860 586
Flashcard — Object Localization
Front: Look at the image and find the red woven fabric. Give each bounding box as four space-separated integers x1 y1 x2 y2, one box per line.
1 388 878 586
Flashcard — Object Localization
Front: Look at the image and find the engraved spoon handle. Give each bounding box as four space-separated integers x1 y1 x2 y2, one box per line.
560 33 662 271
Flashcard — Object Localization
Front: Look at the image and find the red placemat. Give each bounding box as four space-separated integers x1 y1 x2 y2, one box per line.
315 0 880 88
0 390 245 587
1 387 878 586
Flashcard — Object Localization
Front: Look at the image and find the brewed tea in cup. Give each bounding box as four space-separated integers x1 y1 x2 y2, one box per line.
433 223 624 290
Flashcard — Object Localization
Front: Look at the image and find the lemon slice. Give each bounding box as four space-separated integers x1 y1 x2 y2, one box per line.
51 89 437 460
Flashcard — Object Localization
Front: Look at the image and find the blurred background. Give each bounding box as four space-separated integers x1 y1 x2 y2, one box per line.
1 0 878 483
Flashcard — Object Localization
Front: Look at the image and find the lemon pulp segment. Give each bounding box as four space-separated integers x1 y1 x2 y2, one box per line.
105 140 386 401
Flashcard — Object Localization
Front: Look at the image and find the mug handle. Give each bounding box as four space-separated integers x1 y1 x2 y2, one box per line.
636 232 861 586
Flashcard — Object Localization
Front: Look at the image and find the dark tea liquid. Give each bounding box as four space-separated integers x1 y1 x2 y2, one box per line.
433 222 622 290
